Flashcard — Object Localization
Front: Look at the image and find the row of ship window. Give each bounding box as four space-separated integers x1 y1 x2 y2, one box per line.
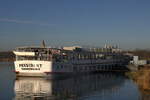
54 64 119 70
54 55 123 61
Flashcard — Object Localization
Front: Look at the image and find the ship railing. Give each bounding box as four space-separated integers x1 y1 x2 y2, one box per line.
16 55 52 61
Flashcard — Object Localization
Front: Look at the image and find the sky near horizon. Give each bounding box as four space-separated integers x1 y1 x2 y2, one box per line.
0 0 150 51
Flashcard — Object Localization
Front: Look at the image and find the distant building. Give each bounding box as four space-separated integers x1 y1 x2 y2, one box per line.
104 44 121 53
63 46 82 51
131 56 147 66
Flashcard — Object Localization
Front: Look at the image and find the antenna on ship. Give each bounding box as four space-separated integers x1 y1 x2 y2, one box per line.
41 40 46 48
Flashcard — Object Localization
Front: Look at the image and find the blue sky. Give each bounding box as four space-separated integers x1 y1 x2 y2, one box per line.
0 0 150 51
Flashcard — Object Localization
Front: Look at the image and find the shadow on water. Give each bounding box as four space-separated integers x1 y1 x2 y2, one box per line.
13 73 126 100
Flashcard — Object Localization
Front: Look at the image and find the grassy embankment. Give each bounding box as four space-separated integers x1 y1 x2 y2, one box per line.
126 65 150 100
126 49 150 94
126 65 150 92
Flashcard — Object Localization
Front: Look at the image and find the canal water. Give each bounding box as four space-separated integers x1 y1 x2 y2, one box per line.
0 62 147 100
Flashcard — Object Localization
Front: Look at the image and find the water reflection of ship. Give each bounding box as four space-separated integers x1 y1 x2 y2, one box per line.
14 73 125 100
14 78 52 100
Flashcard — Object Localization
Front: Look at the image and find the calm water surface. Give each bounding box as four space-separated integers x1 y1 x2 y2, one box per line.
0 62 145 100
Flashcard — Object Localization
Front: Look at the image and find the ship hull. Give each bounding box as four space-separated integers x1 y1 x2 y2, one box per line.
14 60 53 77
14 60 74 77
14 60 129 77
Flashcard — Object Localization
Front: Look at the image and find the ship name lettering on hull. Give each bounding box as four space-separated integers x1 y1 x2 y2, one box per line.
19 64 42 70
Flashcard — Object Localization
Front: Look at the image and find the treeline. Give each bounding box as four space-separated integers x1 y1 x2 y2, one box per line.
0 51 15 62
129 49 150 60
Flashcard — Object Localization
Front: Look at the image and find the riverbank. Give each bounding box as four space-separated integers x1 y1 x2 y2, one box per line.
0 51 15 62
126 65 150 91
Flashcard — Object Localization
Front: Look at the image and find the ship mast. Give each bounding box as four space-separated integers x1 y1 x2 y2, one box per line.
41 40 46 48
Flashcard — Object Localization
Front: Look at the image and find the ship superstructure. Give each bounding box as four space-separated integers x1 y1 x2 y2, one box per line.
13 45 131 76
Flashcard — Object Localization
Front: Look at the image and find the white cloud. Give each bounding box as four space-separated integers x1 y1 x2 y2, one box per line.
0 18 53 26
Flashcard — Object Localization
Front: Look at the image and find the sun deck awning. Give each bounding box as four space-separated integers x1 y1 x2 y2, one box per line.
13 51 35 56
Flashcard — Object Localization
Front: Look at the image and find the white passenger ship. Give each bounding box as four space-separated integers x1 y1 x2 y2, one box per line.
13 43 131 76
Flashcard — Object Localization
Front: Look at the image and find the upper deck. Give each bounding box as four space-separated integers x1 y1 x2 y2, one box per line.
13 47 59 61
13 46 131 62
